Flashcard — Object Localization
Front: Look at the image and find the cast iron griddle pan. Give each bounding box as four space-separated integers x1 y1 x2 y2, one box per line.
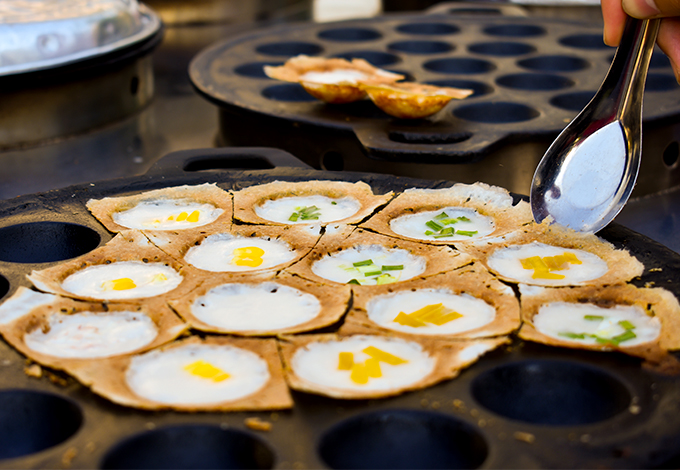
0 148 679 469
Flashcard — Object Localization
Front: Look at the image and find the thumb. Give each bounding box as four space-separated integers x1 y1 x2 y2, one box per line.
623 0 680 18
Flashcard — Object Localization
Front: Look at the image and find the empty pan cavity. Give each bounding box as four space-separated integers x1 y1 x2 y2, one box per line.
483 24 545 38
0 390 82 460
425 79 493 97
319 27 382 42
518 55 589 72
396 23 460 36
0 222 100 264
234 62 284 79
388 40 454 55
318 409 488 469
423 57 495 74
646 74 679 92
0 275 8 300
262 84 317 102
471 360 631 425
333 50 401 67
468 42 535 57
650 52 672 69
101 425 275 469
389 130 472 145
454 102 539 123
255 42 323 57
550 91 596 111
559 34 612 50
496 73 574 91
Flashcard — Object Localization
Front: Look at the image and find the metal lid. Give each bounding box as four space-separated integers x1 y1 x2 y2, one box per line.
0 0 162 76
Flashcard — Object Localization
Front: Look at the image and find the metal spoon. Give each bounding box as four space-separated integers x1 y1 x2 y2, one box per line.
530 16 660 232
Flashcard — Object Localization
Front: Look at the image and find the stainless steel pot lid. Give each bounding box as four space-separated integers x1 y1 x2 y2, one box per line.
0 0 162 76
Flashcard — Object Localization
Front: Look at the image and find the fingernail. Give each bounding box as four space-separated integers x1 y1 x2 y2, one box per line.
623 0 660 17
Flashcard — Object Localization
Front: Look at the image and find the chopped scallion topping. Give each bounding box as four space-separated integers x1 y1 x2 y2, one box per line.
619 320 636 330
382 265 403 271
584 315 604 321
353 259 374 267
364 270 383 277
434 212 449 220
289 205 321 221
425 220 443 231
456 230 478 237
458 216 471 222
347 279 361 285
559 332 587 339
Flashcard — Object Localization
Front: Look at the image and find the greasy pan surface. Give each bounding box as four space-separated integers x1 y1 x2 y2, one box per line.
0 148 679 469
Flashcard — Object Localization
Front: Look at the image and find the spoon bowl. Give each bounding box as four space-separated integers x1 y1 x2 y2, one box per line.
530 17 660 232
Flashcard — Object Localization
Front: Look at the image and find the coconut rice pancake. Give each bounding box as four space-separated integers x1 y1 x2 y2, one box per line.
459 222 644 287
518 284 680 361
233 180 392 226
64 336 292 412
169 272 351 336
27 231 202 302
279 329 509 399
361 182 532 245
0 287 187 371
344 263 519 339
286 227 473 286
147 225 320 274
359 82 473 119
86 183 232 233
263 55 404 104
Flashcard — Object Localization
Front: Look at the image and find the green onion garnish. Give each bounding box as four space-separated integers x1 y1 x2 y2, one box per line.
424 230 434 236
456 230 478 237
331 201 337 205
458 216 471 222
438 218 459 225
289 205 321 221
584 315 604 321
612 330 637 343
376 274 398 285
434 212 449 220
364 271 383 277
382 265 403 271
425 220 443 231
353 259 374 267
618 320 636 330
559 332 586 340
288 213 299 222
347 279 361 285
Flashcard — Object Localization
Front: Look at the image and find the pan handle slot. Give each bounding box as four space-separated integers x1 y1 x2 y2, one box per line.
145 148 313 177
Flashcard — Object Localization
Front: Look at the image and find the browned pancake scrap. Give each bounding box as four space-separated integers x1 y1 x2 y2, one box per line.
0 287 187 372
151 224 321 276
264 55 404 104
233 180 393 226
361 182 532 245
169 271 351 336
86 183 232 233
64 336 293 412
278 328 509 399
27 231 203 303
343 262 520 339
458 221 644 287
360 82 473 119
518 284 680 364
285 227 473 286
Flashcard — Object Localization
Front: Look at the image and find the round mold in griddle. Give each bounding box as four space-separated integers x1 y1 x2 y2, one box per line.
395 22 460 36
0 390 82 459
559 34 610 50
387 40 454 55
234 62 284 79
496 73 574 91
318 27 383 42
646 73 680 92
100 424 275 469
550 91 596 111
518 55 590 72
482 24 546 38
332 50 401 67
471 359 631 425
262 83 318 102
318 409 488 469
255 42 323 57
422 57 495 74
454 102 539 123
467 41 536 57
0 275 9 300
0 222 100 264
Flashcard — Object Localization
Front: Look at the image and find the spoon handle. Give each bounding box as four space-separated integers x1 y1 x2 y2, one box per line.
594 17 660 128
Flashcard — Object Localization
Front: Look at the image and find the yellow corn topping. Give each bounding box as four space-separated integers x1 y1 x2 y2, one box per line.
176 211 188 222
520 252 582 279
363 346 408 365
350 363 369 384
338 352 354 370
187 210 200 223
101 277 136 291
365 358 382 378
184 360 230 382
232 246 265 267
393 303 463 327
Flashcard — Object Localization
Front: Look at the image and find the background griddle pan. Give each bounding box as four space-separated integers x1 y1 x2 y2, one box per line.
0 148 679 469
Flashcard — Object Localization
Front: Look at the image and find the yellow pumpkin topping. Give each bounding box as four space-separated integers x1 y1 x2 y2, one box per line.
393 303 463 327
101 277 136 291
520 252 582 279
232 246 265 267
339 347 407 384
184 360 230 382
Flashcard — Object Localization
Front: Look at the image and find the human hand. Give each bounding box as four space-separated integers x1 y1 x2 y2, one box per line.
602 0 680 82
